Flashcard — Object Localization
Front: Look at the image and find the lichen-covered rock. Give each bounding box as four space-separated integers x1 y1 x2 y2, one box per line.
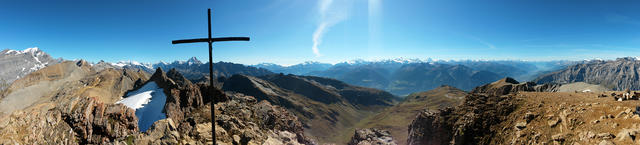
406 108 453 145
215 93 315 145
132 118 181 144
59 97 139 144
348 128 396 145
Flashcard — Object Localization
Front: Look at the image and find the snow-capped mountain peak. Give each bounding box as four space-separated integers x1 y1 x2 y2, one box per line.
187 57 202 65
4 47 43 56
0 47 59 84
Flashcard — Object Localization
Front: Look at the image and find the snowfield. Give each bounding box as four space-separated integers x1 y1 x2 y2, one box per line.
116 81 167 132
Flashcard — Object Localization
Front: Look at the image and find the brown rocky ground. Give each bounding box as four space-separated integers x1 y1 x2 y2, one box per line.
494 91 640 145
407 77 640 145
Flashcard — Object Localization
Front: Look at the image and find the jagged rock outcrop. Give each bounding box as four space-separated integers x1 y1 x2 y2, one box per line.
407 79 521 145
348 128 397 145
535 57 640 90
407 108 454 145
214 92 315 145
0 96 139 144
471 77 536 96
59 97 139 144
533 83 562 92
132 118 182 144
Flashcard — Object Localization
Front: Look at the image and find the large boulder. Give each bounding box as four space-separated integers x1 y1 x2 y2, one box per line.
348 128 397 145
59 97 139 144
407 92 519 145
215 93 315 145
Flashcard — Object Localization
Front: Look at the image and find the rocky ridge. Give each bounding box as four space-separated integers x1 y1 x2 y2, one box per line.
0 61 318 144
406 78 542 145
535 57 640 91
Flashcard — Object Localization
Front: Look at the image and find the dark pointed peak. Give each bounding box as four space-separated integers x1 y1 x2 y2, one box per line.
187 57 202 65
148 67 177 90
150 68 166 80
166 68 193 87
155 67 164 74
76 59 89 67
496 77 519 84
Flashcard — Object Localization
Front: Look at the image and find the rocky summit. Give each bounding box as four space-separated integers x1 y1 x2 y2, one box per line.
0 61 321 144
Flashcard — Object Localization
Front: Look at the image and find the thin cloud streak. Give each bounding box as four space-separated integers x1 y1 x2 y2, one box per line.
312 0 350 57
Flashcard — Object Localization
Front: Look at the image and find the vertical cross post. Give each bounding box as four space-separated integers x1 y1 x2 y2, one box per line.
208 9 215 143
171 9 250 144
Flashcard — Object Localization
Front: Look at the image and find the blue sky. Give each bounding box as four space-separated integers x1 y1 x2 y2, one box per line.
1 0 639 65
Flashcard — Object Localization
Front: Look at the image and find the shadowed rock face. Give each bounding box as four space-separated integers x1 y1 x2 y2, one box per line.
407 109 454 145
407 78 527 145
407 93 518 145
0 96 139 144
60 97 139 144
535 57 640 91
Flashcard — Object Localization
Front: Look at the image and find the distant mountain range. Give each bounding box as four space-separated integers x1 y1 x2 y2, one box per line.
0 47 574 97
253 59 569 95
254 61 332 75
95 57 274 82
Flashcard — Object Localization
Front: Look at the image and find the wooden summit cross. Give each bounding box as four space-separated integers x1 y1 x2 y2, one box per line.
171 9 250 142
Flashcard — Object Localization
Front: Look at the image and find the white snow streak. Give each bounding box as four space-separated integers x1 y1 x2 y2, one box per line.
116 82 167 132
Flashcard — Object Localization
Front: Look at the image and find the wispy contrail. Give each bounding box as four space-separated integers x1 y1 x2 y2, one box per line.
312 0 349 57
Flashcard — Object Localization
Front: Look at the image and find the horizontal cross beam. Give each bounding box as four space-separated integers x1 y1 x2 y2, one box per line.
172 37 250 44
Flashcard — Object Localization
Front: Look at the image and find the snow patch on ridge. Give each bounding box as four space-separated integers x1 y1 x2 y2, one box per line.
116 81 167 132
5 47 41 55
